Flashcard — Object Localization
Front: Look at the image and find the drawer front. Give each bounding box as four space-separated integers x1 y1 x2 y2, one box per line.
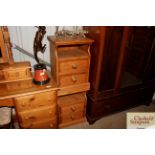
59 73 88 87
58 103 85 124
18 106 57 124
20 118 57 129
59 110 85 124
58 93 86 124
6 80 32 91
15 91 57 112
3 68 31 80
59 59 89 75
59 102 85 115
0 98 14 106
58 93 86 107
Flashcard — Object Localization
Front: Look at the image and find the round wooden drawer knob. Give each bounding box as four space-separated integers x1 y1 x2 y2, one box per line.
21 102 26 107
71 115 75 120
49 111 53 114
48 97 52 101
71 76 77 82
71 107 76 112
29 96 35 102
49 123 54 128
72 64 78 69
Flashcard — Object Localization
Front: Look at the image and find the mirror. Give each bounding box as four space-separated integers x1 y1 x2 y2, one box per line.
0 26 14 64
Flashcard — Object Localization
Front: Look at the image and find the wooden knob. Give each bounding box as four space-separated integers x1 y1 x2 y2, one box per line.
29 96 35 102
71 107 76 112
22 102 26 107
49 123 54 128
71 76 77 82
25 116 29 120
48 97 52 101
71 115 75 120
72 64 77 69
49 111 53 114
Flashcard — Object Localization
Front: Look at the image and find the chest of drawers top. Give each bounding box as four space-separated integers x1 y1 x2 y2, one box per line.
47 36 94 46
0 77 58 100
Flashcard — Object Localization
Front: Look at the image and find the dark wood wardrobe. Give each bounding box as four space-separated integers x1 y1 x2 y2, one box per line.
84 26 155 123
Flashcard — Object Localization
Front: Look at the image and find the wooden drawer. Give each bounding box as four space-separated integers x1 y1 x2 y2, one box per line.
59 59 89 75
18 106 57 124
15 91 57 112
3 68 31 81
58 93 86 125
20 118 57 129
59 102 85 115
0 98 14 106
59 73 88 87
58 93 86 106
1 61 31 81
6 80 32 91
59 110 85 124
58 92 86 104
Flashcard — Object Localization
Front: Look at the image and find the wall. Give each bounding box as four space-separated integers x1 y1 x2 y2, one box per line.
8 26 80 70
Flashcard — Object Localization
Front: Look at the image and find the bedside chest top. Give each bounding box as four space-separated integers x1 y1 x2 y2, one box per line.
0 78 58 100
47 36 94 46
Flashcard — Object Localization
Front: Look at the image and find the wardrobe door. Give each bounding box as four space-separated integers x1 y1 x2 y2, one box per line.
98 27 124 92
84 26 128 97
144 28 155 82
120 27 155 88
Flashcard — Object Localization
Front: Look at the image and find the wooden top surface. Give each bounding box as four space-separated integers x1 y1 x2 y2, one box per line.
47 36 94 46
0 78 58 100
0 61 31 70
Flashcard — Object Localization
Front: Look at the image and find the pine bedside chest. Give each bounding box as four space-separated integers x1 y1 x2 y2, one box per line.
48 36 94 128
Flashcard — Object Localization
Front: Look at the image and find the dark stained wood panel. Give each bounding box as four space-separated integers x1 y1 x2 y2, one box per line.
99 27 124 91
84 26 155 124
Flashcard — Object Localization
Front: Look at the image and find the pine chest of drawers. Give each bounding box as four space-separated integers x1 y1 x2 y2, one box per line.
48 36 94 127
